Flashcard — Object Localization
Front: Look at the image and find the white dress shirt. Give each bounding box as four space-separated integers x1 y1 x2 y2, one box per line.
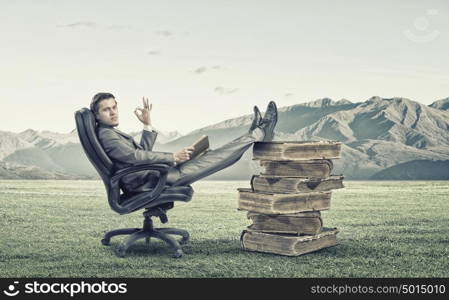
143 124 156 132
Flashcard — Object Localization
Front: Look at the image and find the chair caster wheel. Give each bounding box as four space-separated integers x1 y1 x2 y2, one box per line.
180 236 189 245
172 249 183 258
101 238 110 246
115 245 127 258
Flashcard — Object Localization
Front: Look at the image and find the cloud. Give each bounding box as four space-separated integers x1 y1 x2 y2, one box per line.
148 51 160 55
155 30 173 36
58 21 98 29
214 86 239 95
194 67 207 74
193 65 223 74
57 22 131 31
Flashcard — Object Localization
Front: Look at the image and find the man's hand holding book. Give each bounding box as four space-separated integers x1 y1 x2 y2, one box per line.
173 135 209 165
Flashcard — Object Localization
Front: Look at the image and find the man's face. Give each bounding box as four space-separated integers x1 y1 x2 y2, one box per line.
95 98 119 126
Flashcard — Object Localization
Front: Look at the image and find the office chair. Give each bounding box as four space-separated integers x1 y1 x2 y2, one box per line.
75 108 193 258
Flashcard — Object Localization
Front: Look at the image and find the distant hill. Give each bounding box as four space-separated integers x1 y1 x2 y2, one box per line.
1 96 448 180
0 161 88 179
0 128 183 179
429 97 449 111
371 160 449 180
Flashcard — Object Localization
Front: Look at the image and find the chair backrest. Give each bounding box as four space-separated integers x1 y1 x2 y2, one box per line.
74 108 114 186
74 108 188 215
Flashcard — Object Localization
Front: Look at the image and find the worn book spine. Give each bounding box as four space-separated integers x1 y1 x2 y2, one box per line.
240 227 339 256
247 211 323 235
251 175 344 193
253 141 342 161
237 188 331 214
259 159 333 177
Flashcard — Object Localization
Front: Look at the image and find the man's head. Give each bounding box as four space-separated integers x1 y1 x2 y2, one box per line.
90 92 119 126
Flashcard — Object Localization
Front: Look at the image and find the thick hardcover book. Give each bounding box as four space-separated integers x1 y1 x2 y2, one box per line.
251 175 344 193
253 141 341 161
247 211 323 235
188 135 210 160
240 227 339 256
259 159 334 177
237 188 331 214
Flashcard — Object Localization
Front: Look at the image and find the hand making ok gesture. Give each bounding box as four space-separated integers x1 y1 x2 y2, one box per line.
134 97 152 126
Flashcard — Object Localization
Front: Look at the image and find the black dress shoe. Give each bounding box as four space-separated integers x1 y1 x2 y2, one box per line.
259 101 278 141
249 105 262 132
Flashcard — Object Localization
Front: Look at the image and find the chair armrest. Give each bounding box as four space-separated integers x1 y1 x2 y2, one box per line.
111 163 170 180
108 163 171 214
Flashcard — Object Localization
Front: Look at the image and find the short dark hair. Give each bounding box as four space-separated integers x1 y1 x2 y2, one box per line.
90 92 116 113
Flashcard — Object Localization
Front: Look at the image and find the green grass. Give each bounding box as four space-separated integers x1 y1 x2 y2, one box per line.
0 180 448 278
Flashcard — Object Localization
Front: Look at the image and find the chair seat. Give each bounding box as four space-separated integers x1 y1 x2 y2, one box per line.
160 185 194 197
120 185 194 209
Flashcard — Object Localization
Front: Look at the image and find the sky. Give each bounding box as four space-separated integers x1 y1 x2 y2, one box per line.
1 0 448 134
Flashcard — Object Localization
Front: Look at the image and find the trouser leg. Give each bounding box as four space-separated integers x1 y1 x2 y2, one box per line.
166 128 264 186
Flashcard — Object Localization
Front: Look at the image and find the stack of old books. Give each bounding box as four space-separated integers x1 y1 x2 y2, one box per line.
238 141 344 256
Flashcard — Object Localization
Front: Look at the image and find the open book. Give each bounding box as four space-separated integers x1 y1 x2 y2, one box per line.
178 135 209 165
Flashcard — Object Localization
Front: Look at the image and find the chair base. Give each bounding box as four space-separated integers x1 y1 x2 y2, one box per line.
101 208 189 258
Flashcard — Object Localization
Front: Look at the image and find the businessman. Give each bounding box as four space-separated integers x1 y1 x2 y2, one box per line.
92 93 277 193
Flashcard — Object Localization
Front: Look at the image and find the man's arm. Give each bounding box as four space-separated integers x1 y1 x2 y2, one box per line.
100 128 175 166
136 98 158 151
140 125 177 164
134 97 192 165
141 125 157 151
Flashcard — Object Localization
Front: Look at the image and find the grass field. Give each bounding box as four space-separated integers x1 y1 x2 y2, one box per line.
0 180 448 278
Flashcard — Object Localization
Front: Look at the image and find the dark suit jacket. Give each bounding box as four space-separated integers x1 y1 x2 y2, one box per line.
96 123 175 193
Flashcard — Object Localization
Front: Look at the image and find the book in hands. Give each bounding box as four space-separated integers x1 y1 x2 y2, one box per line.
187 135 210 161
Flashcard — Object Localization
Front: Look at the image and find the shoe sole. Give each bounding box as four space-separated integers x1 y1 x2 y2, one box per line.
249 106 262 132
263 102 277 141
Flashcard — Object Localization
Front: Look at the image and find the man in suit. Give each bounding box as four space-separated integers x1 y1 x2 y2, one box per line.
92 92 277 193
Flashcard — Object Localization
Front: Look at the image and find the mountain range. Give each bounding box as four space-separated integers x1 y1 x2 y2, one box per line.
1 96 448 180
